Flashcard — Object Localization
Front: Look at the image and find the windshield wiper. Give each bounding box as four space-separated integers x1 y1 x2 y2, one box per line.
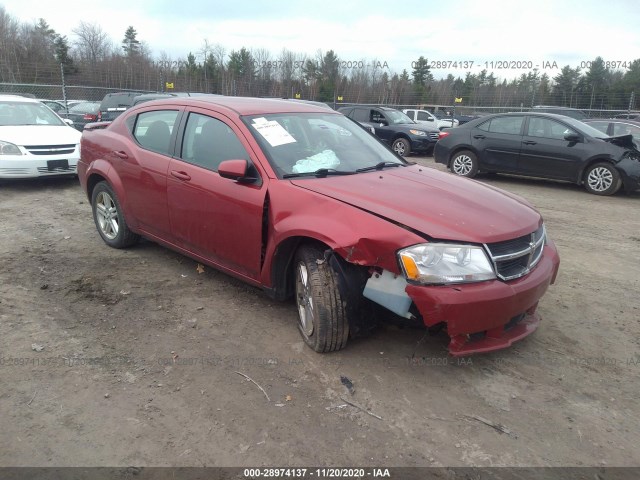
283 168 357 179
356 161 404 173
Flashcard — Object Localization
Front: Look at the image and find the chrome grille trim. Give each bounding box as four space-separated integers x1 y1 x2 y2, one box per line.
25 144 76 155
485 225 546 281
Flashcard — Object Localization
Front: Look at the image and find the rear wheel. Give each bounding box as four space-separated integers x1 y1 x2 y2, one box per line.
294 245 349 352
91 181 140 248
450 150 478 178
392 137 411 157
583 162 621 195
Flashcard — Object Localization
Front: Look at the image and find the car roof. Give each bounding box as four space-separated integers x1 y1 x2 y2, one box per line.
482 112 581 120
585 118 640 126
131 96 338 116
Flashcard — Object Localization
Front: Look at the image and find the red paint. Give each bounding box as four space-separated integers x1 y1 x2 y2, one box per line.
78 96 560 355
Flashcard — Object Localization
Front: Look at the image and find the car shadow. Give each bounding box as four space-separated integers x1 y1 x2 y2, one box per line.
0 176 79 191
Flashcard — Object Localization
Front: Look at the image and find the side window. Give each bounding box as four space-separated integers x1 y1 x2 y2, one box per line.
476 120 491 132
133 110 179 155
351 108 368 122
417 111 431 121
588 121 610 135
487 116 524 135
370 110 387 123
180 112 250 172
527 117 576 140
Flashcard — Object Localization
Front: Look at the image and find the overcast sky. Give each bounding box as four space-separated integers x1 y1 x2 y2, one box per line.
3 0 639 79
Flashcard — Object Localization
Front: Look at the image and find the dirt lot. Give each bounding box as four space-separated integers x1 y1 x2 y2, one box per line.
1 157 639 468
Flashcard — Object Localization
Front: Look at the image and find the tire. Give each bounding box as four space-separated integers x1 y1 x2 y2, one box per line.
583 162 621 196
294 245 349 353
392 137 411 157
450 150 478 178
91 181 140 248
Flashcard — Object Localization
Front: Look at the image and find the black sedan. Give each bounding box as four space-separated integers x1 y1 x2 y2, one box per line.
62 101 100 131
434 112 640 195
583 118 640 150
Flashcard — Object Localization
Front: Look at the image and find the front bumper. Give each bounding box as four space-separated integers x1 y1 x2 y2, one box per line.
0 156 79 178
405 240 560 356
410 137 437 153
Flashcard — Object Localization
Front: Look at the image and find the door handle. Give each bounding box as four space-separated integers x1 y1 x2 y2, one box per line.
170 170 191 181
523 140 537 145
473 134 486 139
112 150 128 159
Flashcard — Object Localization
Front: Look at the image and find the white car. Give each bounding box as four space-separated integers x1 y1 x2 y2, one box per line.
402 109 459 130
0 95 81 178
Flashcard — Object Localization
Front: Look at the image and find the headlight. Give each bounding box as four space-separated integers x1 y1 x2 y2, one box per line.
0 140 22 155
409 129 427 136
398 244 496 284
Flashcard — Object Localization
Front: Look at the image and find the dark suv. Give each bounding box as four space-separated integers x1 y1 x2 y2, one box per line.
338 106 439 156
97 92 141 122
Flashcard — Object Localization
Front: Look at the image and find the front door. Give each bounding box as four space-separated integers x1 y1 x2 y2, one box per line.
167 110 266 281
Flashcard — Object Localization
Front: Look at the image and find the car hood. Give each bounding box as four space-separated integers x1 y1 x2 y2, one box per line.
602 134 637 150
0 125 81 145
389 123 439 134
290 165 541 244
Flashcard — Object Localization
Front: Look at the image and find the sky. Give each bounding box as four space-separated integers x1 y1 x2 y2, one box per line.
2 0 640 80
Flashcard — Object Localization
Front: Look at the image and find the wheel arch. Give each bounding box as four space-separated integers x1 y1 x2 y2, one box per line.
447 145 477 168
266 235 339 301
577 156 619 185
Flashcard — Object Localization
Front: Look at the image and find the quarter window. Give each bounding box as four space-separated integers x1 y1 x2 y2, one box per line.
133 110 179 155
180 113 250 172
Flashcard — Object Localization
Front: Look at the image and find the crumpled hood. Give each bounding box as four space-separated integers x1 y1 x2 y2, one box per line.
0 125 81 146
291 165 542 244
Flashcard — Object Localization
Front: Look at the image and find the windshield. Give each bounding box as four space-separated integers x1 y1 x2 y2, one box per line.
385 109 415 124
0 101 66 126
244 113 406 177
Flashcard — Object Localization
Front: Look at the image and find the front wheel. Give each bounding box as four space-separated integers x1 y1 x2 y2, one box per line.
91 181 140 248
450 150 478 178
392 138 411 157
583 162 621 195
294 245 349 353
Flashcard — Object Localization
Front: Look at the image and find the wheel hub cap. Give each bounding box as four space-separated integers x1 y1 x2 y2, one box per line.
453 155 472 175
295 263 314 337
587 167 613 192
96 192 119 240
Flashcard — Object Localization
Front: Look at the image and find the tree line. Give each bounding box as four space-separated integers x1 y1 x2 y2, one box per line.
0 6 637 110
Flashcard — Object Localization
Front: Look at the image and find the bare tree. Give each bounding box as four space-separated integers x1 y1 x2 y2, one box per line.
72 21 110 65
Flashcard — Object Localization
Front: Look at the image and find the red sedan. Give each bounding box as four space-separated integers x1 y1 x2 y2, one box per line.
78 96 560 356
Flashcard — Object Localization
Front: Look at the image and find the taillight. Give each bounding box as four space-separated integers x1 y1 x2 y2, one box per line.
84 114 97 121
438 131 450 140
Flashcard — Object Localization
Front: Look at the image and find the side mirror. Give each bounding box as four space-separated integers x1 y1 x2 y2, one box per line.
218 159 257 184
64 118 74 126
564 132 580 142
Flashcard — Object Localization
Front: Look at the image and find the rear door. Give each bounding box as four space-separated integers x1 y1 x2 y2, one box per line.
519 116 588 180
471 115 525 172
166 109 267 281
118 108 182 238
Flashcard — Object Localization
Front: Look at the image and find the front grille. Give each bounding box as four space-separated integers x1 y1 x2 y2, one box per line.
25 144 76 155
428 132 439 140
485 225 545 281
36 165 77 174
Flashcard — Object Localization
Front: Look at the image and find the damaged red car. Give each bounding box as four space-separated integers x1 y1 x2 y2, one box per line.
78 97 560 356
